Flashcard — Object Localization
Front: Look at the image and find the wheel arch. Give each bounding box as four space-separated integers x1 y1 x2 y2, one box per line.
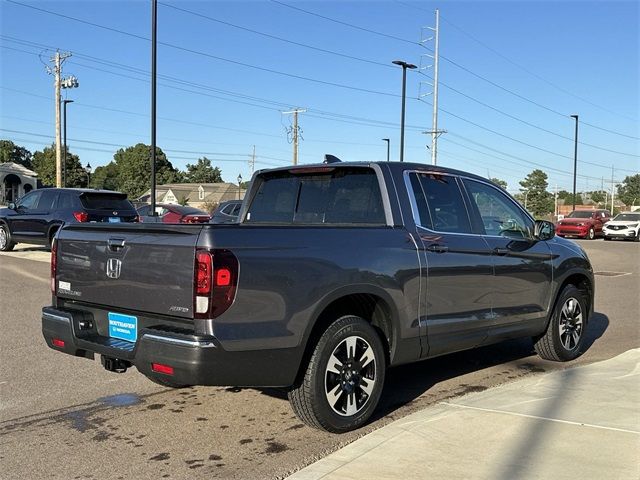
549 270 594 327
294 287 398 385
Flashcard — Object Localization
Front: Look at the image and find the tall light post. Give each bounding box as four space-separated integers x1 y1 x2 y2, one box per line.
150 0 158 216
62 99 74 188
237 174 243 200
381 138 390 162
570 114 579 212
85 162 92 188
392 60 417 163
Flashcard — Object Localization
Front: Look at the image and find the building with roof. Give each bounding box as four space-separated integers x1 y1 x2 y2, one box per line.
137 182 243 211
0 162 38 205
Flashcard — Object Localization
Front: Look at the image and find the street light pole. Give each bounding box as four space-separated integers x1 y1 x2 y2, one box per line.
62 99 74 188
570 114 579 212
382 138 390 162
150 0 158 216
85 162 92 188
392 60 417 163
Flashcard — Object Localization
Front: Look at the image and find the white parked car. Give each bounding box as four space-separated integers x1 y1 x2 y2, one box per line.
603 212 640 241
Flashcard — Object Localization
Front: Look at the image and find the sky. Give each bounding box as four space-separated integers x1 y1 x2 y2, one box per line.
0 0 638 192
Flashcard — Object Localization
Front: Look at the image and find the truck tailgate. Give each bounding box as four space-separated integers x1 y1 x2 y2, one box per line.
55 224 203 319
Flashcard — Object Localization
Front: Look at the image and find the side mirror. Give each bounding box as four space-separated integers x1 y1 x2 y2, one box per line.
8 202 16 210
534 220 555 241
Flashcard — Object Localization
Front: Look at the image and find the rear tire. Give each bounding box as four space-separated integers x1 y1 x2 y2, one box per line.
288 316 386 433
0 224 15 251
534 285 587 362
634 231 640 242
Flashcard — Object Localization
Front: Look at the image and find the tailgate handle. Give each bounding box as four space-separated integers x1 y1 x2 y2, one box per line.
108 238 126 252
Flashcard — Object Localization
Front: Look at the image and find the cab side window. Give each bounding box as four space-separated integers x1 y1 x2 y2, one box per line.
408 172 472 234
463 179 533 239
38 190 59 210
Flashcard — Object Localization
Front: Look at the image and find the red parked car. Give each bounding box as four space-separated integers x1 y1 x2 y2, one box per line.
136 204 211 224
555 209 611 239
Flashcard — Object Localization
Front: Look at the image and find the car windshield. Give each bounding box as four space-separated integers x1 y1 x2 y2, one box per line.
567 211 593 218
613 213 640 222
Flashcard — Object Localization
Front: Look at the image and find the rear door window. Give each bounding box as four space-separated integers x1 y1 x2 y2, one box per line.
37 190 59 211
246 167 385 225
80 193 134 211
408 172 472 234
57 192 78 210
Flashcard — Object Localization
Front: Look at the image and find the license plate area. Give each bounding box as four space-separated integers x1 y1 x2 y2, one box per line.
108 217 121 223
108 312 137 342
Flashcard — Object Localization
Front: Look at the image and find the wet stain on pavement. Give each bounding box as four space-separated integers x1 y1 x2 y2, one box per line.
149 453 170 461
518 363 546 373
208 454 222 461
147 404 165 410
285 424 304 431
239 438 253 445
98 393 141 407
264 441 289 454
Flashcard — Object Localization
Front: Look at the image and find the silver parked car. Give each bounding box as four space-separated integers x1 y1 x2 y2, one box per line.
603 211 640 241
210 200 242 224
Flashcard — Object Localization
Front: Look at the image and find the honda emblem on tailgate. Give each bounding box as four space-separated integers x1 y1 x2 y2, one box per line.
106 258 122 279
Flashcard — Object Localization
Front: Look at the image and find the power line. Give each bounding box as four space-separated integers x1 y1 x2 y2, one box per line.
159 2 394 70
270 0 418 45
437 13 638 122
5 1 399 99
419 71 640 158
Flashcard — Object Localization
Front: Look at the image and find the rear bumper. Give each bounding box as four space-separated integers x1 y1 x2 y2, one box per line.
42 306 299 387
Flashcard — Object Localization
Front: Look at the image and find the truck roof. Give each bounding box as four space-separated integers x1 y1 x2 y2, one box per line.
257 160 491 184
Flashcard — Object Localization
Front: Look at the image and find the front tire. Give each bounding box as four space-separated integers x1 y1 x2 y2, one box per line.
587 227 595 240
534 285 588 362
288 316 386 433
0 224 16 251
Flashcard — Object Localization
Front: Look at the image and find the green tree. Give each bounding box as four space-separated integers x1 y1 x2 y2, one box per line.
183 157 223 183
0 140 32 168
588 190 606 204
489 177 507 190
617 174 640 206
31 144 87 187
113 143 180 198
519 169 553 217
91 162 120 190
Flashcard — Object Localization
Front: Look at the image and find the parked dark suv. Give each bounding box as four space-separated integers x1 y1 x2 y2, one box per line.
0 188 137 251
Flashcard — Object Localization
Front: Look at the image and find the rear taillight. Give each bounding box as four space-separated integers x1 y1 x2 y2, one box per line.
73 211 89 222
194 249 238 319
50 239 57 293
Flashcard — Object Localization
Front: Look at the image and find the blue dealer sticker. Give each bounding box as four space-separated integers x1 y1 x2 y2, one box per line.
108 312 138 342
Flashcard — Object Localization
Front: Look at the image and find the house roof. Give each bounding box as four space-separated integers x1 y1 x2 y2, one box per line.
0 162 38 177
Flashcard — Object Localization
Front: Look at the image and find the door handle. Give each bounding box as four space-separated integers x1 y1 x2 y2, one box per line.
493 247 510 255
427 244 449 253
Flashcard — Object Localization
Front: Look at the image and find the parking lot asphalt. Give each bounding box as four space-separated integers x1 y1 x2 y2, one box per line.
0 238 638 479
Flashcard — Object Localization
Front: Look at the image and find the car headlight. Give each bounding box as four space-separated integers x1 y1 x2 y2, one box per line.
628 223 638 228
576 223 585 226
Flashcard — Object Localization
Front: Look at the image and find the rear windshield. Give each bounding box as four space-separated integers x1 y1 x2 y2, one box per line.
80 193 134 211
246 167 385 225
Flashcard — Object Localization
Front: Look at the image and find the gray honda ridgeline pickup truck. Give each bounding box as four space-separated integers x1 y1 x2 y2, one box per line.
43 161 594 432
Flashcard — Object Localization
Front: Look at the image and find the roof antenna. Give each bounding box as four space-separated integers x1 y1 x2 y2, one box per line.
323 154 342 164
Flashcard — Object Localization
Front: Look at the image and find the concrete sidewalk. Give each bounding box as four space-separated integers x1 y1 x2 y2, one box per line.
289 349 640 480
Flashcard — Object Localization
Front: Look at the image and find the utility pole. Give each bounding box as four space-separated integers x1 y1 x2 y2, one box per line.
420 9 445 165
150 0 158 216
554 184 558 219
63 99 74 188
282 108 306 165
570 114 579 212
249 145 256 174
610 165 615 212
46 51 74 188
